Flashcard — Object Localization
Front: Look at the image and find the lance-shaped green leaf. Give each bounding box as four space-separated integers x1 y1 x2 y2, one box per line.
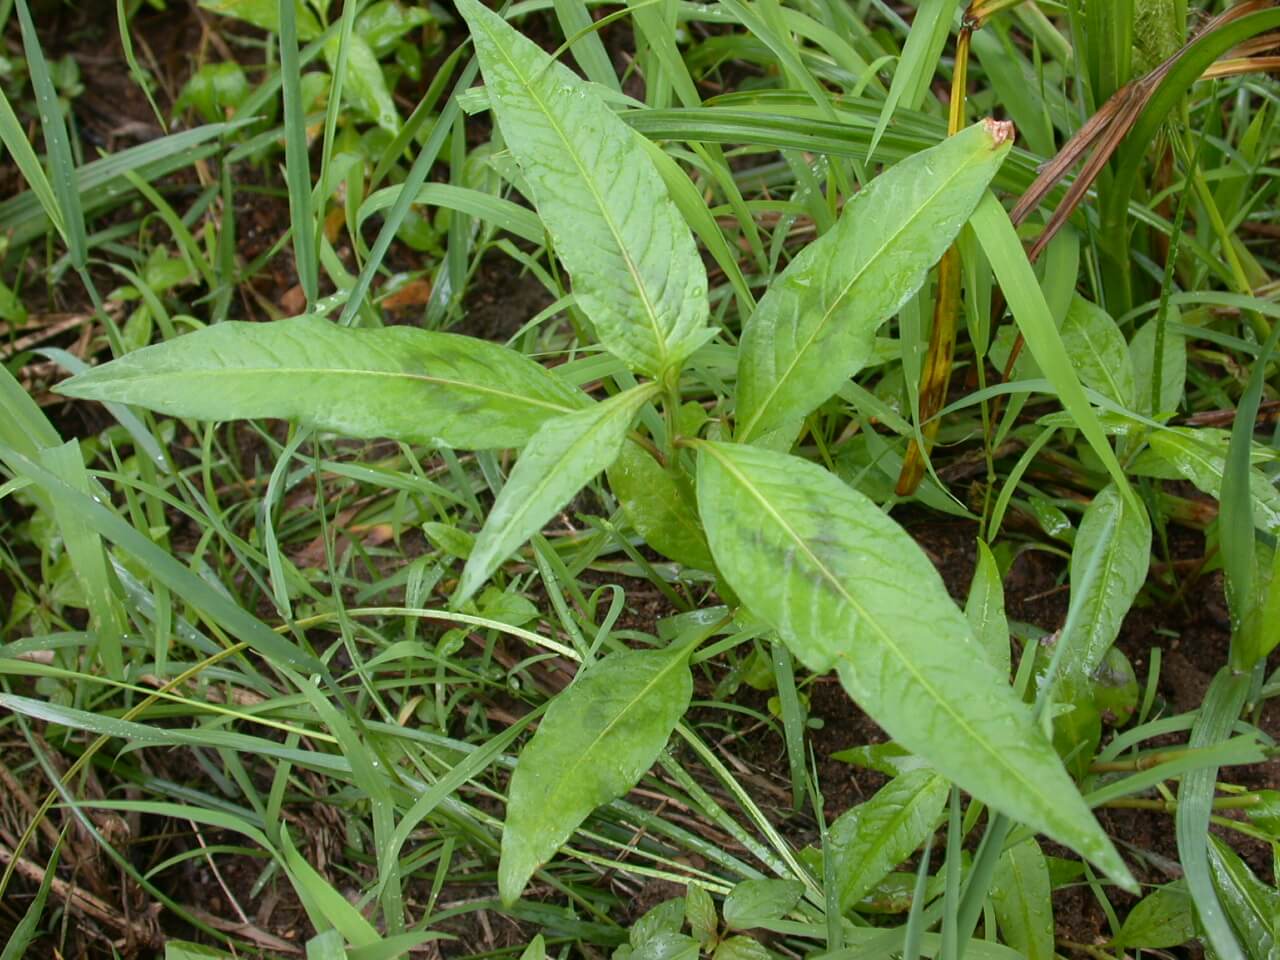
695 441 1131 887
456 0 710 377
1149 428 1280 535
829 769 948 910
608 440 715 571
55 316 588 450
1060 296 1135 409
966 539 1010 677
1112 882 1196 950
1208 836 1280 958
1064 483 1151 682
457 383 659 604
500 644 693 904
990 839 1054 960
735 120 1012 442
199 0 322 37
1130 313 1186 417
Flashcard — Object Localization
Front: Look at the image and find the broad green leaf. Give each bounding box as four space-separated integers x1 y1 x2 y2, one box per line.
685 884 717 946
1112 881 1196 949
632 899 687 947
55 316 588 450
713 937 771 960
306 931 346 960
1093 647 1140 727
457 383 658 604
608 441 715 571
519 936 546 960
1064 483 1151 681
1060 296 1135 408
328 32 400 134
829 769 947 910
965 539 1010 676
456 0 710 376
695 441 1131 887
357 1 433 56
499 645 693 904
1208 837 1280 958
199 0 321 36
633 934 700 960
722 878 804 930
735 119 1012 442
1149 428 1280 535
1130 314 1185 417
990 839 1054 960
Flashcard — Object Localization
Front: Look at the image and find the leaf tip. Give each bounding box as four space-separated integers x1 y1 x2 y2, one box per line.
498 845 533 908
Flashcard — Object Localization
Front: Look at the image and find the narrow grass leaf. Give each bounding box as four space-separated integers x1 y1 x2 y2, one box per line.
56 316 588 450
736 120 1011 442
281 826 379 948
0 840 60 960
0 693 341 771
830 770 948 910
867 0 959 162
990 839 1054 960
458 383 659 605
0 119 249 250
499 643 693 904
278 0 317 304
551 0 617 90
456 0 710 376
0 85 64 241
1177 669 1251 960
696 442 1132 887
969 193 1133 498
0 358 61 459
15 0 86 267
1222 319 1280 668
40 442 128 677
0 450 324 674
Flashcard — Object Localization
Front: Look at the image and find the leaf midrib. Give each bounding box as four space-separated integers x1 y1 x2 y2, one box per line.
513 647 690 852
844 773 943 903
477 12 670 372
705 443 1092 848
469 386 655 594
64 367 578 416
1076 493 1139 672
740 141 993 440
1074 316 1130 406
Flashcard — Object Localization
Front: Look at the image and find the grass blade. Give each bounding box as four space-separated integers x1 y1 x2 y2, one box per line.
279 0 317 305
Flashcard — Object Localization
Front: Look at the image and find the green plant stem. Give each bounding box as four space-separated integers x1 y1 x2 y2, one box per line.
1102 793 1261 812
